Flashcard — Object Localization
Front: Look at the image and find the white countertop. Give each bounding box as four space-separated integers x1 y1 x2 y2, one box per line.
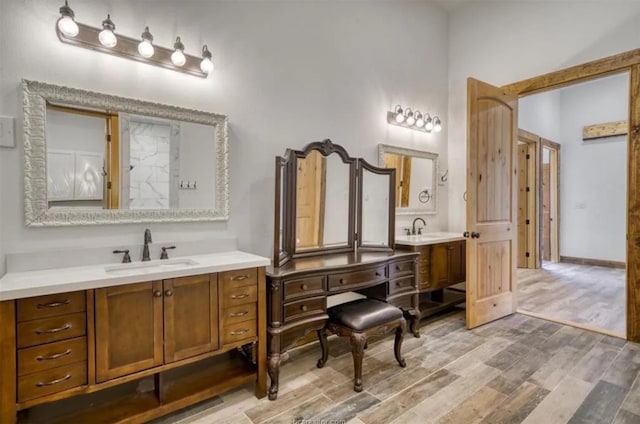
0 250 270 301
395 232 466 246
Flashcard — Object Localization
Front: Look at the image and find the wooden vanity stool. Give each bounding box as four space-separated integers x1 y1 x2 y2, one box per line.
316 298 407 392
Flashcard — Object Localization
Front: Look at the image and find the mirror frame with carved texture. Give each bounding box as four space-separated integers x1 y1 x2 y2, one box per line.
273 139 395 267
22 79 229 226
378 144 439 215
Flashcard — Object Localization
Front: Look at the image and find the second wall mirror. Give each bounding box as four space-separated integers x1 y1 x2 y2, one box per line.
378 144 438 215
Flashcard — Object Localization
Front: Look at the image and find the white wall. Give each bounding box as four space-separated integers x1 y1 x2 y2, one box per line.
0 0 449 273
520 73 628 262
447 0 640 233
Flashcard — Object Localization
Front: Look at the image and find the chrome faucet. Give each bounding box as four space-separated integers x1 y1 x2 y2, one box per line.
412 217 426 235
142 229 152 261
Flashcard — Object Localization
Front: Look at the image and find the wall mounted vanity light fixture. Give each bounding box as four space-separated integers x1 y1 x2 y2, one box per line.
55 1 213 78
388 105 443 133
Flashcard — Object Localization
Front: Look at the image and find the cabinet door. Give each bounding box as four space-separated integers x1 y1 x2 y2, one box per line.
449 241 467 284
164 274 219 363
95 282 163 382
430 244 451 288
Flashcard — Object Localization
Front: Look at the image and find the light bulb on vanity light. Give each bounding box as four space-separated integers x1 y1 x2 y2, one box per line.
405 108 415 126
394 105 405 123
415 111 424 128
424 114 434 132
138 26 155 58
98 14 117 48
200 45 214 74
171 37 186 67
433 116 442 133
57 0 79 37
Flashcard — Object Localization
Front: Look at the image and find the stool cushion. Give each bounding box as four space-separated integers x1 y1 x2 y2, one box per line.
327 299 403 331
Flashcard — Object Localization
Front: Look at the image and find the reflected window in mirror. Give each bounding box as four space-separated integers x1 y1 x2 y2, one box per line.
359 162 392 248
378 144 438 215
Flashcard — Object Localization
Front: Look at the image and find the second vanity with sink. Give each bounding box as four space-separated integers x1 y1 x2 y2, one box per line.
0 250 270 424
395 232 467 319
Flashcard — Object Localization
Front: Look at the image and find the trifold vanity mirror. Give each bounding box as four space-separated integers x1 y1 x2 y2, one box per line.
22 79 228 226
378 144 438 215
273 139 395 267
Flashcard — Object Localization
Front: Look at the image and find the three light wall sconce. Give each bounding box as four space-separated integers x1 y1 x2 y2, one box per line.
387 105 443 133
56 1 214 78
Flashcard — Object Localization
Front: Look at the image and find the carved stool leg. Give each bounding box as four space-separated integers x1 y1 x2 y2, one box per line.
349 332 367 392
394 319 407 368
267 353 281 400
316 329 329 368
406 309 421 338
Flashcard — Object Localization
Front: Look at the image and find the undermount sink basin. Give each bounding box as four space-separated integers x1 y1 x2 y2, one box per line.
104 258 199 275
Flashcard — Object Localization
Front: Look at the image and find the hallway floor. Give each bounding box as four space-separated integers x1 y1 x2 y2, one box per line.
518 262 625 336
153 311 638 424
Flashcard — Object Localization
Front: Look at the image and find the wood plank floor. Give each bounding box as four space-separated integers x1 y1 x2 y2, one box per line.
517 262 625 336
152 311 640 424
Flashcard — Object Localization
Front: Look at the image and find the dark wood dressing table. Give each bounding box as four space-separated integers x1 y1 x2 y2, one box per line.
266 140 421 400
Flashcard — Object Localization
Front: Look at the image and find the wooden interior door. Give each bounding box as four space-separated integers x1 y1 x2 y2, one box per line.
517 144 529 267
296 151 326 249
95 282 163 382
466 77 518 329
164 274 219 362
542 160 551 261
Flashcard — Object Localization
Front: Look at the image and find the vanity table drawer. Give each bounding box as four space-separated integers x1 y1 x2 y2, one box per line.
284 276 325 300
18 337 87 376
284 296 326 323
389 261 414 278
222 320 257 345
389 276 415 295
328 266 386 292
222 303 257 326
18 361 87 403
17 291 86 322
221 285 258 308
17 313 87 349
220 268 258 288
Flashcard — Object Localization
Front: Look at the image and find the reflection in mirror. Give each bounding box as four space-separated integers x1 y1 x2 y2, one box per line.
23 79 228 226
295 151 350 251
379 144 438 215
360 168 390 246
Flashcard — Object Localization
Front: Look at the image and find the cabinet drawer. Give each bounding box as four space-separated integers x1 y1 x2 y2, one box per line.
17 291 86 322
222 320 257 345
328 266 386 292
389 276 415 295
389 261 414 278
284 276 325 300
17 312 86 349
18 361 87 403
222 303 257 326
220 268 257 288
284 296 326 323
221 285 257 308
18 337 87 376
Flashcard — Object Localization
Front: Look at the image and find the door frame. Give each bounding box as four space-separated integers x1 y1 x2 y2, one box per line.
541 139 560 263
502 48 639 341
517 129 540 269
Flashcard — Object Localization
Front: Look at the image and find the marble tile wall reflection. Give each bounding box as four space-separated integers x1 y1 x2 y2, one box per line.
129 121 171 209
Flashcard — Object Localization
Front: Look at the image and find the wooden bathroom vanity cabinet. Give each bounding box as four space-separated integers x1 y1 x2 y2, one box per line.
0 256 268 424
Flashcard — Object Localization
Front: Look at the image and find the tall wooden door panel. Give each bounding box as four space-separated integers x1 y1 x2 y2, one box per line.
466 77 518 329
95 281 163 382
164 274 219 362
517 144 528 267
296 151 326 249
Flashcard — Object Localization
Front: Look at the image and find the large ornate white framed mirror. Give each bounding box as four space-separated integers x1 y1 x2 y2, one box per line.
378 144 438 215
22 79 228 226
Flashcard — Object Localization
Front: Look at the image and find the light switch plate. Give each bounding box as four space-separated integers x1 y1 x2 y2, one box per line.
0 116 16 148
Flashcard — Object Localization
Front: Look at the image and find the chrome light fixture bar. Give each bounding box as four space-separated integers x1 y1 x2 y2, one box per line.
387 104 443 133
55 2 213 78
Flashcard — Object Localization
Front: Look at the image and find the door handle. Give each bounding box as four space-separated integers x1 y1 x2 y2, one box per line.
471 232 480 239
463 231 470 238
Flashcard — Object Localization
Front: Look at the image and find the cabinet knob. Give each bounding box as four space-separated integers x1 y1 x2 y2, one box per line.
231 293 249 299
153 290 162 297
301 305 308 312
340 279 346 284
301 284 308 290
165 289 173 297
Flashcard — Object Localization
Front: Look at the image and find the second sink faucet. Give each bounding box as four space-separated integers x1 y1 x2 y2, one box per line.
142 229 152 261
412 217 426 235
